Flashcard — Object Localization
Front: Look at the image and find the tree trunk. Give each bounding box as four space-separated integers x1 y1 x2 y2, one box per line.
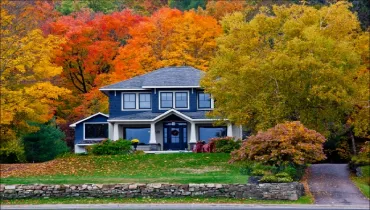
350 130 357 155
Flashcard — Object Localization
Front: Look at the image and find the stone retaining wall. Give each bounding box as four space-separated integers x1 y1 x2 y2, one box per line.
0 183 304 200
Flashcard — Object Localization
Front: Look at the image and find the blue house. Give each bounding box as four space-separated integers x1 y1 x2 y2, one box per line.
70 66 242 153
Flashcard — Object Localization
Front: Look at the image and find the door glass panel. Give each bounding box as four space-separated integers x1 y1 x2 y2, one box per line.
183 127 187 143
164 128 168 143
171 128 180 143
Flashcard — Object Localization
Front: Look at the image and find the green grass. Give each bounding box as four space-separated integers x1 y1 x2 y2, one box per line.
1 153 247 184
351 166 370 199
0 196 313 205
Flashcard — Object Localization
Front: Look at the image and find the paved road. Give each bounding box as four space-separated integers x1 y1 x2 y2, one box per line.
1 204 370 210
308 164 369 206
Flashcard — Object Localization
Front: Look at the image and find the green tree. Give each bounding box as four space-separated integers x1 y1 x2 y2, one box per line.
22 121 69 163
169 0 206 11
57 0 117 15
202 2 369 137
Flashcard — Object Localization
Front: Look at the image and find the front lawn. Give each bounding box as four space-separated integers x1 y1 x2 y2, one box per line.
0 153 246 184
351 166 370 199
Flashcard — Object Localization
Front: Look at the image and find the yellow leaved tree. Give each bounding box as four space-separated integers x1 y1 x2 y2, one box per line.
202 2 369 139
0 1 70 162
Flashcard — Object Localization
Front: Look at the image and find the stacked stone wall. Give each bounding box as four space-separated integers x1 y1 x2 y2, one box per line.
1 183 304 200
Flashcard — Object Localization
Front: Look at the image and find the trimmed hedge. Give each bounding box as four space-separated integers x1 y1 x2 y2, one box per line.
89 138 132 155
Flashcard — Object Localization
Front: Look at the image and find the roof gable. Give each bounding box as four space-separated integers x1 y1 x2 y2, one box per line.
69 112 109 128
100 66 204 90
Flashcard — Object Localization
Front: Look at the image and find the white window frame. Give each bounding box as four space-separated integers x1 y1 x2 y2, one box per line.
197 92 214 110
159 90 190 110
121 92 152 111
83 122 109 140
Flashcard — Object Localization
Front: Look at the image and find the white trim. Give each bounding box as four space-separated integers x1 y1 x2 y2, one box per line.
113 123 119 140
227 123 233 137
121 92 152 111
149 122 156 144
153 109 193 122
69 112 109 128
158 90 190 110
83 122 109 140
190 122 197 143
142 86 200 88
107 119 153 122
107 110 223 123
99 88 147 91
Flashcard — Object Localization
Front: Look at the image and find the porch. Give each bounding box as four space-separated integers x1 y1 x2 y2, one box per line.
108 110 242 151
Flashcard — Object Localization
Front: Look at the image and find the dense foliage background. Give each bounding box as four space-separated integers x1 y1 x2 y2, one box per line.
1 0 368 163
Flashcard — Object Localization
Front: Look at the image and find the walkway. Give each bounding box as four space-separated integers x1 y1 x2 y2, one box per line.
308 164 369 206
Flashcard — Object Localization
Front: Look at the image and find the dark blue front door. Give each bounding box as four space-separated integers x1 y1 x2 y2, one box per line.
163 122 187 150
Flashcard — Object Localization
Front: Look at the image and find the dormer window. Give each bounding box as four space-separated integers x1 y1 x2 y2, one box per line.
198 92 211 109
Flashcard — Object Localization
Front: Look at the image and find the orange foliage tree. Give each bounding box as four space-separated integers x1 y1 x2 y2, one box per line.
198 0 247 20
112 8 222 82
231 121 327 166
49 10 143 120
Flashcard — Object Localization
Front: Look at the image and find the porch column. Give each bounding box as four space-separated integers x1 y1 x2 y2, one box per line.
190 122 197 143
149 122 156 144
108 122 113 139
227 123 233 137
113 123 119 140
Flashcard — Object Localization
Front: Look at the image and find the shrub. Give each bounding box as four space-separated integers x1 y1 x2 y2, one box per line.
22 122 69 162
231 121 326 166
0 138 25 163
351 141 370 166
90 138 132 155
260 175 293 183
209 137 241 153
251 169 266 176
275 172 290 178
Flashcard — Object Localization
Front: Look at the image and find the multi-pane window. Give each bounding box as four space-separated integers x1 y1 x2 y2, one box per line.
139 93 151 109
85 123 108 139
123 93 136 109
160 92 173 108
198 126 227 143
198 92 211 109
175 92 188 108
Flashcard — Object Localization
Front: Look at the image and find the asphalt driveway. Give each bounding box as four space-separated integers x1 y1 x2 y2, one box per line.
308 164 369 206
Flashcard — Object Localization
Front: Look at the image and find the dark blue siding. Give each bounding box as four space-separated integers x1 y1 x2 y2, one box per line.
74 115 108 144
108 89 203 117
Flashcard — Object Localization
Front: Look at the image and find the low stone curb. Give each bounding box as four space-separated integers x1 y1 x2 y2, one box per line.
0 183 304 200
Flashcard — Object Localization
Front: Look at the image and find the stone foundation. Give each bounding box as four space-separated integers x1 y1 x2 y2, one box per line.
0 182 304 200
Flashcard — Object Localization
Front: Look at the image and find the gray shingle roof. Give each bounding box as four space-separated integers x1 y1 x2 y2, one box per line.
108 111 210 121
100 66 204 90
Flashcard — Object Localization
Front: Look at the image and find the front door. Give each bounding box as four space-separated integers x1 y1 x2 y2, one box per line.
163 122 187 150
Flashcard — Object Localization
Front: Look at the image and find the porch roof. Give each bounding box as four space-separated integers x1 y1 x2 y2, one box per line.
108 110 216 122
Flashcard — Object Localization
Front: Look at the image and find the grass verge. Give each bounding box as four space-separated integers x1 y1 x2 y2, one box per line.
351 166 370 199
0 196 313 205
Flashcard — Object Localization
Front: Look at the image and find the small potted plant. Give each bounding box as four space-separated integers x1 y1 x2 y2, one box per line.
131 139 140 151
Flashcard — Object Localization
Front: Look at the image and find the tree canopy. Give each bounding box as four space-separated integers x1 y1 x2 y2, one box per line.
201 2 369 137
